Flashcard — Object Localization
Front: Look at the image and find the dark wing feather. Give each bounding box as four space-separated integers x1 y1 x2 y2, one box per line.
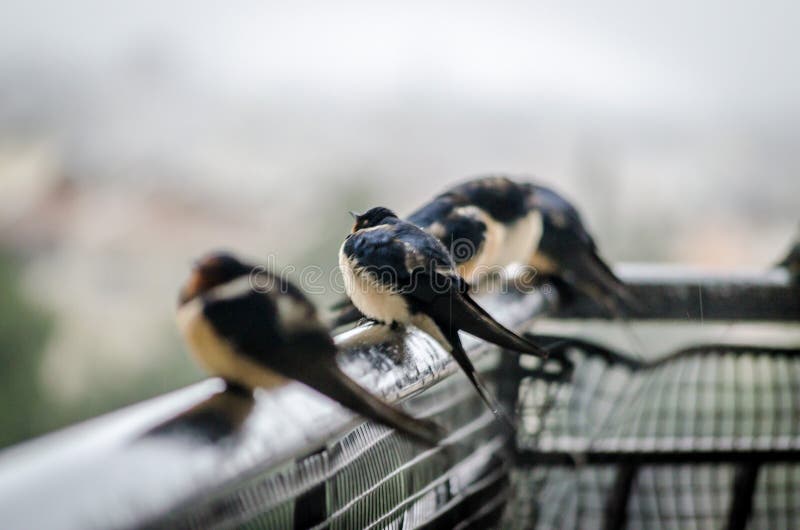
449 176 529 223
287 356 444 446
408 195 487 266
377 221 546 357
527 183 641 315
202 291 287 365
345 221 456 292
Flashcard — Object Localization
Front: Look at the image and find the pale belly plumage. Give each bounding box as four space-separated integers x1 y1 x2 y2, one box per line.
339 249 412 325
453 205 506 284
494 210 543 266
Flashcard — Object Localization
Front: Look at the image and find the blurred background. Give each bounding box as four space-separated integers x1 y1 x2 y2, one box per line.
0 0 798 449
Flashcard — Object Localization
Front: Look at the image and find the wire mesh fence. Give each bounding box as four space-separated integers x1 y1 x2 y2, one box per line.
507 335 800 529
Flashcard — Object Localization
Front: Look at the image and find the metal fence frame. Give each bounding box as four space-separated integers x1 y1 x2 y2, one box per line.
0 264 797 529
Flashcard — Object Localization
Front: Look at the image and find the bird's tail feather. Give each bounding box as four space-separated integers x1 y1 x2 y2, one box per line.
302 363 445 446
577 253 643 317
572 255 649 360
446 334 516 433
429 292 547 357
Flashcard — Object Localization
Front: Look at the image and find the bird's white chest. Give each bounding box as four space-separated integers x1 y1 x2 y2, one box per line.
339 247 411 324
453 206 506 284
496 210 543 266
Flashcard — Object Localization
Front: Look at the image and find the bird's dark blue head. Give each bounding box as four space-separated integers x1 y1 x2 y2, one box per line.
179 252 253 305
350 207 399 232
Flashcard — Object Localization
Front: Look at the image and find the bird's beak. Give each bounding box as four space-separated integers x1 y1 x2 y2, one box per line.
348 210 360 220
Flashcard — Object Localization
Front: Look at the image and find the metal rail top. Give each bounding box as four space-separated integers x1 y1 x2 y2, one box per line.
0 264 796 529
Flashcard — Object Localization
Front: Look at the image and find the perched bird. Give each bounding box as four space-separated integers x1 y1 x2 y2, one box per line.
330 177 539 328
777 228 800 282
177 252 444 446
415 176 639 315
411 176 544 285
339 207 547 420
331 175 639 327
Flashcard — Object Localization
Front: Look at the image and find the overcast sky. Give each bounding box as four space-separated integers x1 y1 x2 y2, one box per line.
2 0 798 118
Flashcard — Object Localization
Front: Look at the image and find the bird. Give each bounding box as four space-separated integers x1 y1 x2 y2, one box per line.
331 175 639 327
407 190 526 285
413 176 544 285
417 176 640 316
176 252 444 446
330 177 540 328
777 227 800 282
338 207 547 421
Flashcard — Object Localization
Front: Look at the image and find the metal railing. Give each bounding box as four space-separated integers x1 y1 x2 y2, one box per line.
0 264 797 529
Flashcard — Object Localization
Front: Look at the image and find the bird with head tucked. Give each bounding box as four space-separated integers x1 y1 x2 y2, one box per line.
339 207 546 423
177 252 444 446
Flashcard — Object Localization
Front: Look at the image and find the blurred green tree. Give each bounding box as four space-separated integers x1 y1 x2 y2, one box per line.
0 250 53 448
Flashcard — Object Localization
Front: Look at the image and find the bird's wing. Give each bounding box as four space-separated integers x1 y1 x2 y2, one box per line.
371 222 547 357
528 183 595 249
526 183 641 315
408 196 487 266
345 222 455 291
407 194 457 228
449 176 529 224
202 290 288 365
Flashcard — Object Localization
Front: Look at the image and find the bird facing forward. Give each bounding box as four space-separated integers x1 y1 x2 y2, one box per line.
177 252 444 446
338 207 546 420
